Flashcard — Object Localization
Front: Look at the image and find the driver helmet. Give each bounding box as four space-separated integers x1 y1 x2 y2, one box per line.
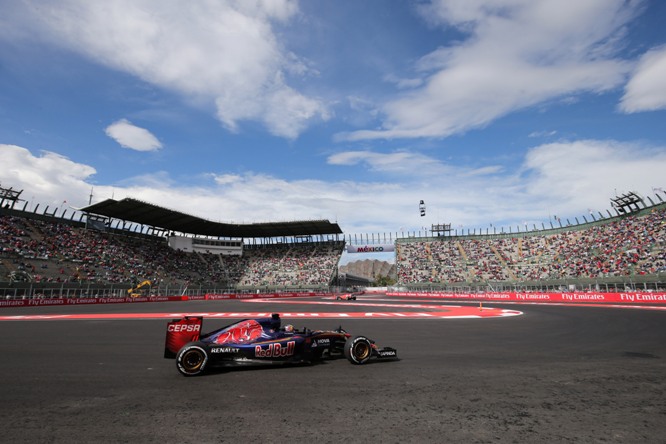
283 324 294 333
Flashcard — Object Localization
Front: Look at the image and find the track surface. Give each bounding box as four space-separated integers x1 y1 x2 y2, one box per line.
1 296 665 443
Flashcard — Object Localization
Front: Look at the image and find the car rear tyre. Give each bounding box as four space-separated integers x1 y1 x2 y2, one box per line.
344 336 373 365
176 343 209 376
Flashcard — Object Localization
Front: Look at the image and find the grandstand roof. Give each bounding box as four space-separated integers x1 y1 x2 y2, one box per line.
81 198 343 238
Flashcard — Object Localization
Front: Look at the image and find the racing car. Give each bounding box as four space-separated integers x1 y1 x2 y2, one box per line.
164 313 397 376
336 290 364 300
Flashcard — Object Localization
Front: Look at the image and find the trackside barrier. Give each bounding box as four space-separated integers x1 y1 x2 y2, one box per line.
386 291 666 305
0 292 331 308
204 292 329 300
7 291 664 308
0 296 185 308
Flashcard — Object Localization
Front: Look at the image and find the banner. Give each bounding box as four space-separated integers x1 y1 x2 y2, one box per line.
346 244 394 253
204 292 328 300
0 296 182 308
386 291 666 304
0 293 326 308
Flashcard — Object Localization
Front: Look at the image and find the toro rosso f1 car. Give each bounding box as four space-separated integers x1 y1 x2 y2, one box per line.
164 313 398 376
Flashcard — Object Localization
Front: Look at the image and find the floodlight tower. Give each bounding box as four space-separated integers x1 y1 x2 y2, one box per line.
0 183 24 209
610 191 644 215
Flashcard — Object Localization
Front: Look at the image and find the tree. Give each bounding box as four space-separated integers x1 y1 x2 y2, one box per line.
373 275 396 287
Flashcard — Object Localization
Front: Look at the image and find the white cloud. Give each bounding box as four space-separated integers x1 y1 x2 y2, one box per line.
528 130 557 138
0 145 97 207
327 150 453 176
4 140 664 235
521 140 666 206
383 74 424 89
105 119 162 152
2 0 327 139
620 45 666 112
343 0 636 141
262 82 332 139
212 174 243 186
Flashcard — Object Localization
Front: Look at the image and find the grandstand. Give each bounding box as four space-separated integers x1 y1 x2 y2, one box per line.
0 191 345 298
396 203 666 292
1 183 665 298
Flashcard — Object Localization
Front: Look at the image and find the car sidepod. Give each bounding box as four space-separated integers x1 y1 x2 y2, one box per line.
203 335 313 368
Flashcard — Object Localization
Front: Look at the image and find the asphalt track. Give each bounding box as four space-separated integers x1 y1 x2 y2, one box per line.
1 295 666 443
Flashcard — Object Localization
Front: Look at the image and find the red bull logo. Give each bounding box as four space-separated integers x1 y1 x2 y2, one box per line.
255 341 295 358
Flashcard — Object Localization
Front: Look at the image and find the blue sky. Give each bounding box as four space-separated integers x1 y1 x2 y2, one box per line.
1 0 666 261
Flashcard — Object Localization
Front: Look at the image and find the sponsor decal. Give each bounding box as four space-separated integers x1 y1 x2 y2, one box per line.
346 244 395 253
635 294 666 301
68 298 98 304
255 341 295 358
561 293 605 301
211 347 239 354
0 300 26 307
312 338 330 347
378 349 397 357
28 299 65 306
515 294 551 301
167 323 201 333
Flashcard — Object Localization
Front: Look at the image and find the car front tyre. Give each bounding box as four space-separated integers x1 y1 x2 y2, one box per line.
344 336 373 365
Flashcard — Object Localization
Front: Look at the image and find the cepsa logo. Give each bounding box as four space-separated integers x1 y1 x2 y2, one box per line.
255 341 295 358
168 323 201 333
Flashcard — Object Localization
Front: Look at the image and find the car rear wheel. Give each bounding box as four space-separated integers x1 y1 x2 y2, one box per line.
344 336 373 365
176 343 209 376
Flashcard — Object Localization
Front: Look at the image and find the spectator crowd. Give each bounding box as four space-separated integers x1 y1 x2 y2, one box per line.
2 204 665 289
0 215 343 288
396 207 666 284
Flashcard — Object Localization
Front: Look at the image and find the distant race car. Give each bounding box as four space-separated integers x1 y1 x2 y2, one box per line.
164 313 398 376
336 290 364 300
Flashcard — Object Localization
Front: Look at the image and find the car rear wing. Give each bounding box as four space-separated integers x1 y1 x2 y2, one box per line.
164 316 203 359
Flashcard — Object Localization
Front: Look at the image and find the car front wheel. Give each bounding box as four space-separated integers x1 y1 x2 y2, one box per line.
344 336 373 365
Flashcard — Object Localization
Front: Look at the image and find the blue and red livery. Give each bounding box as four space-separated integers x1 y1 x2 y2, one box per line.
164 313 397 376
